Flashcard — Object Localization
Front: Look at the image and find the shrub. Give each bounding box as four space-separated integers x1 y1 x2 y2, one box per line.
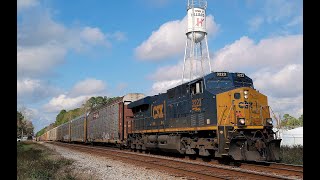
280 145 303 165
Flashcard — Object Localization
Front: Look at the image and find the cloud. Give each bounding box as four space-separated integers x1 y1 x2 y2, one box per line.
17 79 41 95
108 31 127 41
43 94 89 113
248 16 264 31
17 45 66 78
151 80 182 94
148 62 182 81
286 15 303 27
211 35 302 72
70 78 107 97
264 0 300 23
17 6 113 79
17 78 61 103
43 78 107 112
17 0 38 12
17 105 36 120
116 83 128 92
149 60 213 94
148 35 302 86
31 78 108 129
210 34 303 116
17 10 66 47
149 34 303 117
252 64 302 98
147 60 210 81
135 15 219 61
21 107 57 133
246 0 302 34
80 27 109 46
269 95 303 119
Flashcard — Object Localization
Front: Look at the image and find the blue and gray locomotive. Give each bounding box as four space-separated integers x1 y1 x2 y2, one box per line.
127 71 281 161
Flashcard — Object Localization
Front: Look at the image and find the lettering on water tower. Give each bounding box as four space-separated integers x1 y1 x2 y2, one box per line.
187 8 206 32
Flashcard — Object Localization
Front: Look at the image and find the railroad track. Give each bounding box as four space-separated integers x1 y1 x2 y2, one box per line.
48 142 302 180
189 158 303 179
235 162 303 179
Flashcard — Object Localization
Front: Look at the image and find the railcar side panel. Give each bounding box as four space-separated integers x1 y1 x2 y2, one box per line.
87 100 121 143
56 125 62 141
48 127 57 141
61 122 70 142
70 115 86 142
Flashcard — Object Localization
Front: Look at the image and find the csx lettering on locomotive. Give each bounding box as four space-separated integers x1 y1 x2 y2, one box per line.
152 104 164 119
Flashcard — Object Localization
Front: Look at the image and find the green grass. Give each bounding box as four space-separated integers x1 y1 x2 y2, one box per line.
17 142 76 180
280 145 303 165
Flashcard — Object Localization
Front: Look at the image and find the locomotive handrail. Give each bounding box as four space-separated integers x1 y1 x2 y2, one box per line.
268 106 280 128
258 105 270 126
268 106 282 139
223 106 233 138
260 105 264 125
225 106 233 125
218 105 228 125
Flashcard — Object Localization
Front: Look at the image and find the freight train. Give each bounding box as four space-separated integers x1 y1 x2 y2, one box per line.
38 71 281 162
38 93 145 143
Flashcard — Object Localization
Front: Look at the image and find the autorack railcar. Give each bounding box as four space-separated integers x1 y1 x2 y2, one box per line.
39 93 145 145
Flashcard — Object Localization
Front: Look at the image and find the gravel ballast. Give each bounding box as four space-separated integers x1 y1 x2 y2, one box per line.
41 142 185 180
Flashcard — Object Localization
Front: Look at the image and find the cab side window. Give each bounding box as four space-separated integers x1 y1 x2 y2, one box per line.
190 81 203 95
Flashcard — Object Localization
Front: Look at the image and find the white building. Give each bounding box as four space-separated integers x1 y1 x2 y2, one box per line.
277 127 303 146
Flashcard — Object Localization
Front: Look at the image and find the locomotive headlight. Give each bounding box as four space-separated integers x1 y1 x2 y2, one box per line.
244 94 248 99
239 118 245 125
244 90 248 95
266 118 273 125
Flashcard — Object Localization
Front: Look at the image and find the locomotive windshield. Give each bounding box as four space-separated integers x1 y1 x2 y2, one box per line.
206 78 232 90
204 72 254 94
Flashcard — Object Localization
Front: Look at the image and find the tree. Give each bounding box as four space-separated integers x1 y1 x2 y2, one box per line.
25 120 34 137
280 114 303 129
82 96 120 112
36 127 47 137
55 109 67 126
17 110 34 138
17 111 25 138
298 114 303 125
88 97 97 109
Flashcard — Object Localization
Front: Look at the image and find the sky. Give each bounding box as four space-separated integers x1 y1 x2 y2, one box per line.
17 0 303 133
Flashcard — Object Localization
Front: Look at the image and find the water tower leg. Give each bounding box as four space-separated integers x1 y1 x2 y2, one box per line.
182 39 188 84
205 35 212 72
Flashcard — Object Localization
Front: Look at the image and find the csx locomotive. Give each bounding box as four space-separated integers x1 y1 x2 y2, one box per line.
38 71 281 162
127 71 281 161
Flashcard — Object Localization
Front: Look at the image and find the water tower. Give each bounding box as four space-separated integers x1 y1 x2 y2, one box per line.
182 0 212 82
